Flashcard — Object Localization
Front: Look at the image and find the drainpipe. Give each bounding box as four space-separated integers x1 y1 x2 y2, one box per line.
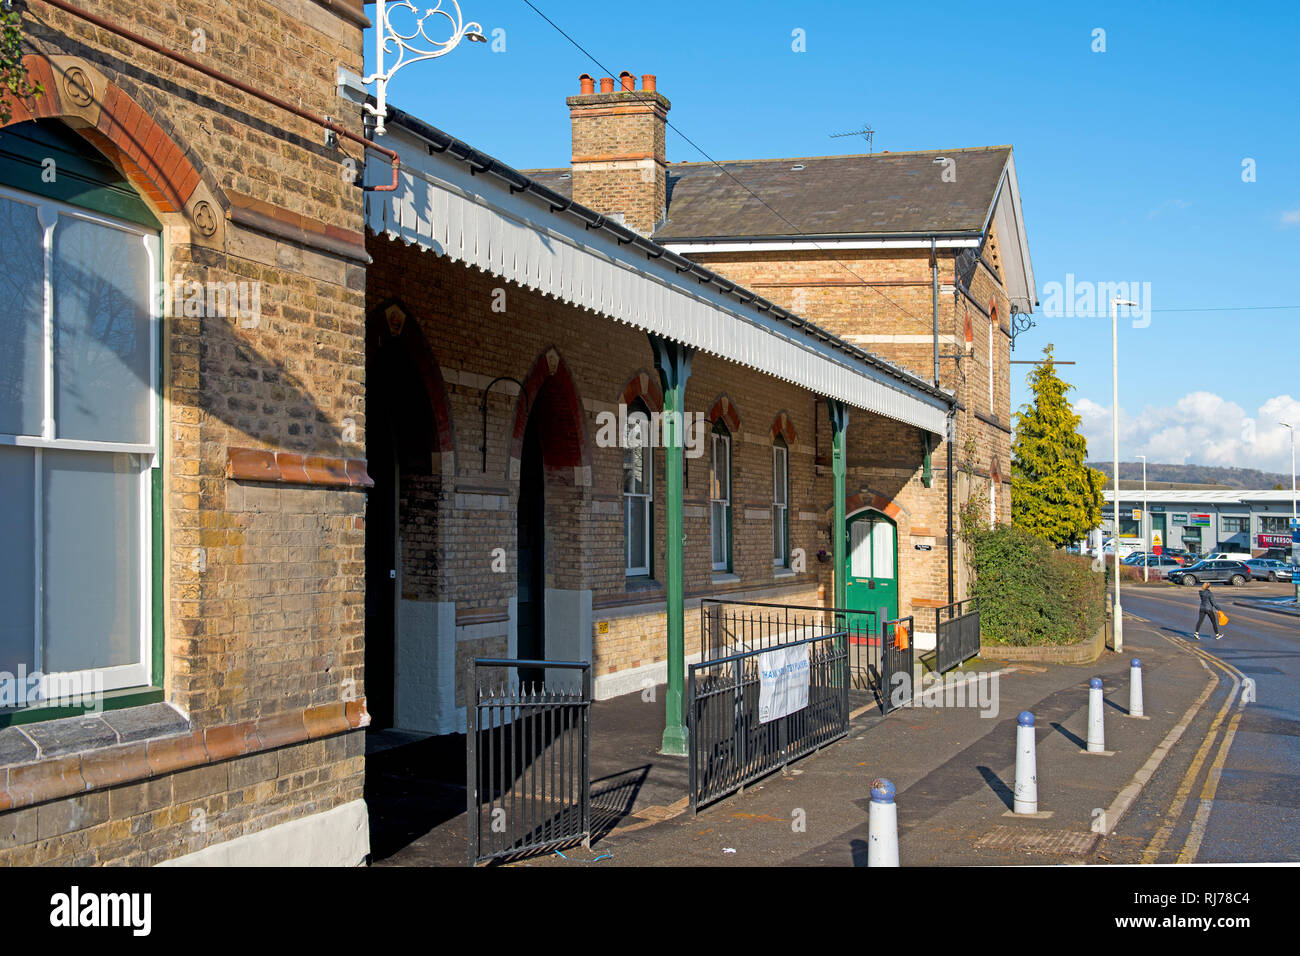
34 0 400 190
946 410 955 606
931 238 939 386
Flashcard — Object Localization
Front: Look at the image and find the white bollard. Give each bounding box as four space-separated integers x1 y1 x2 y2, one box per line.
1087 677 1106 753
868 778 899 866
1013 711 1038 814
1129 659 1144 718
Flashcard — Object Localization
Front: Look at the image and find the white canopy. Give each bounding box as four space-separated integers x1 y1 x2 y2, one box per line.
364 121 951 436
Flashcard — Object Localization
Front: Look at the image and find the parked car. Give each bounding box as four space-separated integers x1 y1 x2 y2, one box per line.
1132 555 1184 576
1167 560 1252 587
1205 551 1253 562
1121 551 1149 565
1245 559 1294 582
1161 548 1195 565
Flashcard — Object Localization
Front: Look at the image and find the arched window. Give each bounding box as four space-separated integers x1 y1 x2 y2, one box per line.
0 121 161 696
623 400 653 576
772 435 789 567
710 419 732 572
988 305 997 413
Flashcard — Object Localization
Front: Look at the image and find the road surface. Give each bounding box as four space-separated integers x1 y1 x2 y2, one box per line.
1101 581 1300 863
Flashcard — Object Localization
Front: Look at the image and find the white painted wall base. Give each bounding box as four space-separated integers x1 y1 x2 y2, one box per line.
156 799 370 867
594 651 704 701
544 588 593 693
394 600 457 735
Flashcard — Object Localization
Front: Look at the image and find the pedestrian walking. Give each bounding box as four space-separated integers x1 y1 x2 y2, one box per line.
1193 582 1225 641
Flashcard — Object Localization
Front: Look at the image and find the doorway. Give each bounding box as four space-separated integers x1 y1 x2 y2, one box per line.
845 510 899 633
364 327 438 730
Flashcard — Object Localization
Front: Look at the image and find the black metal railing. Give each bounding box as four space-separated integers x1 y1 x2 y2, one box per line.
879 615 916 714
935 598 981 674
700 598 880 693
466 658 591 866
687 629 849 812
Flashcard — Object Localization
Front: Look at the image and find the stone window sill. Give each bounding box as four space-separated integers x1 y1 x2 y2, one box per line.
624 576 663 595
711 572 741 585
773 567 796 579
0 701 189 770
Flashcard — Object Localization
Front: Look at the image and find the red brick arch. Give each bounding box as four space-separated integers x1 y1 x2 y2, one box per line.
6 55 215 219
617 369 664 414
845 492 905 523
366 300 456 470
508 348 591 476
706 394 742 434
770 411 797 445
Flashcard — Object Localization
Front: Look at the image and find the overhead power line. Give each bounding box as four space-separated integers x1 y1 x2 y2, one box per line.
519 0 941 333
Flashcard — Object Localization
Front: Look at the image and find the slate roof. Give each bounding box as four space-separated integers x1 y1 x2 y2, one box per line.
526 146 1013 241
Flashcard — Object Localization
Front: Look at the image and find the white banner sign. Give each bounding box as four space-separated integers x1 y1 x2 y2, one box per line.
758 644 811 723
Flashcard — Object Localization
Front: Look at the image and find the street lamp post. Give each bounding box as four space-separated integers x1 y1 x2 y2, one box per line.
1111 298 1137 653
1282 421 1298 603
1137 454 1148 582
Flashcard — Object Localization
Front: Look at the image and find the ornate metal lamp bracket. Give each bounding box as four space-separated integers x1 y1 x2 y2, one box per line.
362 0 485 136
1009 306 1036 352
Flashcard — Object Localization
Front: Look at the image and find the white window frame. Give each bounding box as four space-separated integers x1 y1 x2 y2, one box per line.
0 184 158 695
623 405 652 576
772 440 788 567
710 425 731 572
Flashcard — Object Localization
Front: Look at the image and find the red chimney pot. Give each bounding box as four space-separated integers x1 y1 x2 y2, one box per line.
599 76 615 93
579 73 594 94
619 71 635 91
641 74 656 92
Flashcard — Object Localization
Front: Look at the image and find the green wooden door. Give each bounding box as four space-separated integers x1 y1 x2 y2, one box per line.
845 511 899 638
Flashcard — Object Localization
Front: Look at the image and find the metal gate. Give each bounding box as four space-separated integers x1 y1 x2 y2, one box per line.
687 630 849 811
879 615 915 714
701 598 880 696
466 658 590 865
935 598 981 674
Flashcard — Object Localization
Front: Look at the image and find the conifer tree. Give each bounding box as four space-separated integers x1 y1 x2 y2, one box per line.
1011 344 1105 547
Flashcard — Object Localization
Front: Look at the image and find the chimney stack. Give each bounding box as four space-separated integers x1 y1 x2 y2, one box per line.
566 71 670 236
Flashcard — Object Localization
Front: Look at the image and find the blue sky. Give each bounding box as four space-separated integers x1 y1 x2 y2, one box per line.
366 0 1300 473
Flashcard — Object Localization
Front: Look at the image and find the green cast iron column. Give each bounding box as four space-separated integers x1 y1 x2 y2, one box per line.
650 335 694 756
828 399 849 613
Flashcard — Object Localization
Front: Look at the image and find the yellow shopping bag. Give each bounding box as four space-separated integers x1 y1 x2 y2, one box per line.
1217 610 1229 628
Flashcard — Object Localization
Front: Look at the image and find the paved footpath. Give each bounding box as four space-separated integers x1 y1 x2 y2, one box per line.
524 619 1219 867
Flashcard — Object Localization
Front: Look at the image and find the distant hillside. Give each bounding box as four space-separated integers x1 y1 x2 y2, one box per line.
1087 461 1290 490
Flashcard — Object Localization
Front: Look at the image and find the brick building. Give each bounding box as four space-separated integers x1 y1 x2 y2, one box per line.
0 0 375 865
361 100 950 745
0 9 1030 865
528 73 1038 609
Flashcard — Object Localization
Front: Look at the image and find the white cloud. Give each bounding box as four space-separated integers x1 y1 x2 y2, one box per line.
1281 207 1300 227
1078 391 1300 475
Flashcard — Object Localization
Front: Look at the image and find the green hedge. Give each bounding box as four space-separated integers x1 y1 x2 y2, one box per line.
969 525 1106 646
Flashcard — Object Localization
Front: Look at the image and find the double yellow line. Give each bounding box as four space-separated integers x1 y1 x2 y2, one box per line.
1141 639 1247 864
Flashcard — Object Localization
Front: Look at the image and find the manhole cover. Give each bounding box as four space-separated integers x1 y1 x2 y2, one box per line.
975 825 1098 856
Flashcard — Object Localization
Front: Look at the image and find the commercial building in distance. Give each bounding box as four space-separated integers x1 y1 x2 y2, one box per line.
1101 489 1300 559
